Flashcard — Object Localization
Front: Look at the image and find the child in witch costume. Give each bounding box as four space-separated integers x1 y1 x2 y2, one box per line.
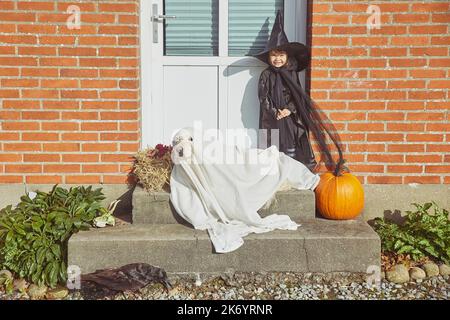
258 48 317 170
253 10 344 174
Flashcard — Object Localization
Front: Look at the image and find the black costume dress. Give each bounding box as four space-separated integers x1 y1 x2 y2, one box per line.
253 10 344 175
258 57 317 171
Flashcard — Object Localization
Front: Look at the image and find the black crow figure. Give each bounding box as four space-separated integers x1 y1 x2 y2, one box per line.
80 263 171 298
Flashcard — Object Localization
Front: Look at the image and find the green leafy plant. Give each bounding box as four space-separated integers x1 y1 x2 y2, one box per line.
0 184 107 288
0 270 14 294
373 201 450 264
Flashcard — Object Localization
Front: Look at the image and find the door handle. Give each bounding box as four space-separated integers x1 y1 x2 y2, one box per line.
151 14 176 21
152 4 176 43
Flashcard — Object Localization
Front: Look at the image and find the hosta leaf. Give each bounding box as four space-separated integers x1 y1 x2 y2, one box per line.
422 203 432 212
64 218 73 229
50 244 61 258
30 217 42 225
45 249 54 262
6 230 14 242
418 239 430 246
424 246 438 257
73 220 83 229
50 262 59 287
36 247 46 264
0 220 12 229
60 261 67 281
397 245 414 254
13 225 26 236
393 239 403 250
31 221 43 232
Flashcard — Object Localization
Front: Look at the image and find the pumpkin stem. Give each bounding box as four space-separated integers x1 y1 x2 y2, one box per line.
333 158 346 177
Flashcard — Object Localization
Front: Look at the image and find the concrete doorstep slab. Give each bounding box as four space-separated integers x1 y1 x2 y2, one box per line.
68 218 380 275
132 186 317 224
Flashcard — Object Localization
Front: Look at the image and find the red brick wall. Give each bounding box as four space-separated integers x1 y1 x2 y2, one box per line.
309 1 449 184
0 0 140 185
0 0 448 185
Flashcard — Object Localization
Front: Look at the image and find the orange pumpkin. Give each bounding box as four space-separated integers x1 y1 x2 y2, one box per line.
315 168 364 220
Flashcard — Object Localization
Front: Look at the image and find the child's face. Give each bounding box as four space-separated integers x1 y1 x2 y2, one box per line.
269 50 288 68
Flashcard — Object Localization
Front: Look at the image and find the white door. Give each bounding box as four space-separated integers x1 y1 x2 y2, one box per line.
141 0 307 148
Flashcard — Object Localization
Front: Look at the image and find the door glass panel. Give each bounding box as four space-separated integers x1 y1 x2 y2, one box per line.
228 0 284 56
164 0 219 56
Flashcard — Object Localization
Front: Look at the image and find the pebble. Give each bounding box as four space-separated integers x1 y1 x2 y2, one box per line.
27 284 48 300
410 267 426 280
46 287 69 300
423 262 440 277
386 264 410 284
439 264 450 276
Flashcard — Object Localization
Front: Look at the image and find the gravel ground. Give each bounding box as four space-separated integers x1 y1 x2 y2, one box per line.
1 272 448 300
64 271 449 300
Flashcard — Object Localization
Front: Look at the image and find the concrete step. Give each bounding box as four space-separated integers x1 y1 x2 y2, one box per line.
68 218 380 275
131 186 317 224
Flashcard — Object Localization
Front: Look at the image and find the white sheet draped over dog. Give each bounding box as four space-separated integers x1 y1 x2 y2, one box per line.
169 127 320 253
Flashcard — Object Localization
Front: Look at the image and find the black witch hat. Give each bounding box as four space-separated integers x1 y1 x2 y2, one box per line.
252 10 310 72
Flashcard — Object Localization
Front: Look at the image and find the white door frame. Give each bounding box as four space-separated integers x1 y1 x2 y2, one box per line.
140 0 308 148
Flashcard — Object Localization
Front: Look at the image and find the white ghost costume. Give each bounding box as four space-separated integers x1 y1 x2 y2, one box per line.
169 127 320 253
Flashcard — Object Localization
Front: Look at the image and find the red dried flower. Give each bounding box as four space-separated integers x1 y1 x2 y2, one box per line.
148 143 172 159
